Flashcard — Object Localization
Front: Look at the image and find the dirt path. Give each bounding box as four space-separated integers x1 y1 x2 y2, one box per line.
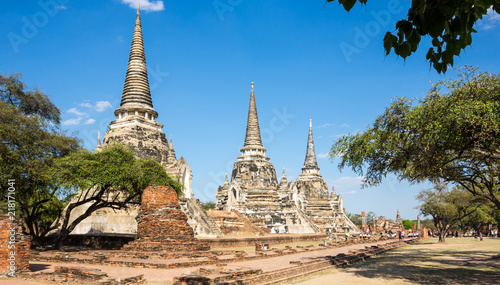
292 237 500 285
7 239 397 284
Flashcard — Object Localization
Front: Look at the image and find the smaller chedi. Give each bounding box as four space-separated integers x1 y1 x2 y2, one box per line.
216 83 359 235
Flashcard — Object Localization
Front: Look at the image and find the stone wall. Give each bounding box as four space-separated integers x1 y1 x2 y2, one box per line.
0 215 30 276
200 234 327 248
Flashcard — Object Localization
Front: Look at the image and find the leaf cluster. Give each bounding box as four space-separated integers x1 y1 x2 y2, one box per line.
327 0 500 73
55 143 183 199
0 72 81 244
330 67 500 208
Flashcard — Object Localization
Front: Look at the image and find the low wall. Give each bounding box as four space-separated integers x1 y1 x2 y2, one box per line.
0 215 30 276
44 234 135 250
200 234 328 248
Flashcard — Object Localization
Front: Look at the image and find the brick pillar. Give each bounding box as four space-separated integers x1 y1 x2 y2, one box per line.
0 215 30 276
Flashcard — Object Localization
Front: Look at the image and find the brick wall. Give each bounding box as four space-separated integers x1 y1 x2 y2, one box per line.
122 186 209 252
0 214 30 276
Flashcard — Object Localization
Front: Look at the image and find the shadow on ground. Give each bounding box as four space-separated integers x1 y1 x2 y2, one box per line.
29 263 51 272
345 245 500 285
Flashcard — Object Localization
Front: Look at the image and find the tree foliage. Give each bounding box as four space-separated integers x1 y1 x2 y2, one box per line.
347 212 362 227
402 220 413 230
417 183 484 242
330 67 500 210
0 73 80 246
52 144 182 249
202 201 216 210
327 0 500 73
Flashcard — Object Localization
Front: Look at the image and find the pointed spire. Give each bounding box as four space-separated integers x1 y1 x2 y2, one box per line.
243 82 263 148
224 172 229 186
280 166 287 184
331 185 336 196
97 131 102 148
169 135 174 150
302 119 319 173
120 4 154 110
95 131 103 152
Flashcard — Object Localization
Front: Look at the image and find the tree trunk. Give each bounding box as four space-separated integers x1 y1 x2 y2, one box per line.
438 231 446 242
53 228 70 251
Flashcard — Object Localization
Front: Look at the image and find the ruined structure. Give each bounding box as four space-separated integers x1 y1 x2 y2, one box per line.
56 6 221 238
374 210 405 233
289 120 359 234
216 83 319 234
123 186 209 252
216 84 358 234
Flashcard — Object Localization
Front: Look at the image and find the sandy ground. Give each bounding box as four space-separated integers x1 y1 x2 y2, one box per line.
291 237 500 285
5 237 499 284
4 239 396 284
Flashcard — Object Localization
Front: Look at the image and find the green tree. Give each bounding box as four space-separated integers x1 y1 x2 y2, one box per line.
365 211 376 227
330 67 500 210
202 201 216 210
0 73 80 246
347 212 362 227
327 1 499 73
456 201 495 236
402 220 413 230
417 183 484 242
52 144 182 249
420 218 436 230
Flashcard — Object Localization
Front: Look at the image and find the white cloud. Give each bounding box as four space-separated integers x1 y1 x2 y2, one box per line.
57 5 67 10
340 123 349 128
331 176 364 194
316 123 332 128
317 152 329 159
64 107 92 126
62 118 82 126
477 8 500 30
78 102 93 108
84 118 96 125
121 0 165 12
77 101 112 112
95 101 112 112
67 108 87 117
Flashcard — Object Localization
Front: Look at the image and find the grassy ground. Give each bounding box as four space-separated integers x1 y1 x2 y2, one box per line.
292 237 500 285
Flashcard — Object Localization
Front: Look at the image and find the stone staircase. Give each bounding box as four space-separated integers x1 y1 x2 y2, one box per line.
178 198 223 238
294 208 321 234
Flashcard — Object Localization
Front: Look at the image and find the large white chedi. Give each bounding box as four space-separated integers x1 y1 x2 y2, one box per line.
56 6 223 237
215 84 359 234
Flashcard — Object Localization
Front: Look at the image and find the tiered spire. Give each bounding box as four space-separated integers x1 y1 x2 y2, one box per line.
280 166 287 184
224 172 229 186
239 82 267 159
95 131 103 152
120 4 154 110
243 82 264 148
167 135 176 163
302 119 319 174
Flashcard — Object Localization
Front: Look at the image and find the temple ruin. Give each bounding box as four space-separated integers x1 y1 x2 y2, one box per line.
215 84 359 234
54 6 221 238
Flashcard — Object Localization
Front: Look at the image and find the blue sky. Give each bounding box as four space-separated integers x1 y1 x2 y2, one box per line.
2 0 500 221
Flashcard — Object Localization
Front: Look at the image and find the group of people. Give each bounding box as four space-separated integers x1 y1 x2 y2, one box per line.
387 231 419 240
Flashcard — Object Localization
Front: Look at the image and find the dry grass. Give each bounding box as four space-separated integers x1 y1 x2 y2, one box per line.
292 237 500 285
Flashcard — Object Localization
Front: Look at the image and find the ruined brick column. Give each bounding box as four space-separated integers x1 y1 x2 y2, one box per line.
0 215 30 276
122 186 209 252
